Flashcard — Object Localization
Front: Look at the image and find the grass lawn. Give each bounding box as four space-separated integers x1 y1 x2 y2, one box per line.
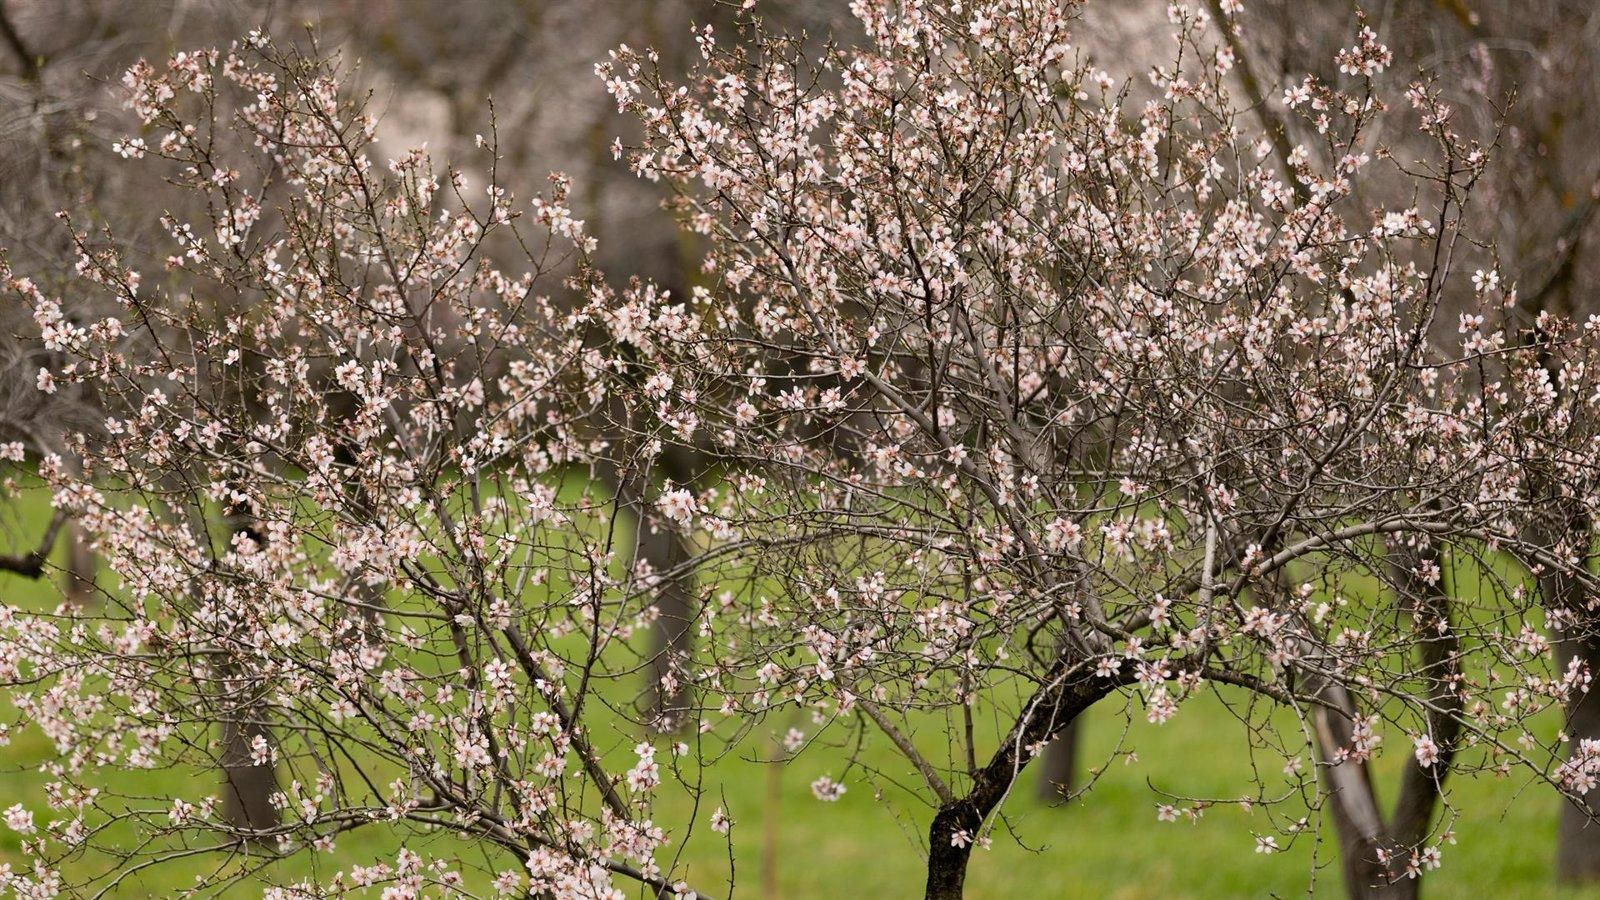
5 489 1600 898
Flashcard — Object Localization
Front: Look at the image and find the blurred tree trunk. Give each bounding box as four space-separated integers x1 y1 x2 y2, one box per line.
1034 719 1080 804
1556 629 1600 881
639 494 696 730
61 519 95 605
1298 540 1458 900
219 504 280 840
1541 513 1600 881
220 707 279 839
621 444 699 731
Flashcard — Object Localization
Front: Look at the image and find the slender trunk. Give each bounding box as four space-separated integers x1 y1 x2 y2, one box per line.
1033 719 1080 804
1338 853 1421 900
1312 686 1398 899
1557 633 1600 880
1527 505 1600 881
62 518 95 606
1310 539 1458 900
640 516 695 730
762 733 783 900
600 440 701 731
1549 555 1600 881
925 670 1106 899
218 504 280 840
220 712 279 839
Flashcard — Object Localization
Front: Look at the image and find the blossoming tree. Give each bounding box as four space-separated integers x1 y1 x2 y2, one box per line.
5 2 1600 899
3 36 717 899
597 1 1600 896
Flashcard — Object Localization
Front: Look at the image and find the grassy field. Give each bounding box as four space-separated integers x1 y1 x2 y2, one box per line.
5 492 1600 898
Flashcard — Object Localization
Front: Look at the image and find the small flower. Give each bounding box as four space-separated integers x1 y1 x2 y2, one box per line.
657 487 697 525
4 804 34 834
810 775 846 801
112 137 148 159
1255 835 1279 854
1414 735 1439 769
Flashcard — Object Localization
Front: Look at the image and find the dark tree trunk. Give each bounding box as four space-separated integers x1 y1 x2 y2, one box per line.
1551 561 1600 881
1528 505 1600 882
1314 693 1401 900
1033 718 1080 804
925 670 1107 899
1309 538 1459 900
600 441 701 732
1557 632 1600 881
218 503 280 840
1338 849 1421 900
221 713 280 839
926 800 985 900
639 512 696 730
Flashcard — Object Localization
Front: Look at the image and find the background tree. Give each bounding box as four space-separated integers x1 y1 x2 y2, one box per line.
1195 0 1600 883
603 1 1600 896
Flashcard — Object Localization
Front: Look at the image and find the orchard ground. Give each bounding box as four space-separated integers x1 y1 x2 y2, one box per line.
3 490 1599 899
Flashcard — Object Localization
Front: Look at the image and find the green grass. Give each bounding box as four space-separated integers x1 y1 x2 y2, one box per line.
4 490 1600 898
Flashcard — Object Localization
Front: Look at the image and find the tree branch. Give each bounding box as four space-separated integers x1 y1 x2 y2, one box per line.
0 508 67 579
0 1 39 81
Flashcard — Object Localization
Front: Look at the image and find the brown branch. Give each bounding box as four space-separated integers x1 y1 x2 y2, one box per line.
0 508 67 579
0 1 39 81
860 697 956 805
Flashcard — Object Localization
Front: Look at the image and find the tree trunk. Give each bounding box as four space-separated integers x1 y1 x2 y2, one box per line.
1033 718 1080 804
220 712 280 839
1551 567 1600 881
640 513 695 730
1308 538 1459 900
925 670 1107 899
62 518 95 606
926 800 984 900
1557 632 1600 881
218 504 280 840
602 442 701 732
1338 847 1421 900
1529 506 1600 882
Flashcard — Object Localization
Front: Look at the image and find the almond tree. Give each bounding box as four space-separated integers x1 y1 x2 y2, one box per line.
3 6 1600 900
599 1 1600 896
1201 0 1600 883
3 37 716 898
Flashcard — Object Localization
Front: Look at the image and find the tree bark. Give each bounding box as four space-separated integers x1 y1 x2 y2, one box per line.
599 441 701 731
1338 855 1421 900
1547 552 1600 881
62 518 95 605
925 668 1107 899
1524 502 1600 881
217 504 280 840
639 507 696 730
1309 538 1458 900
220 712 279 839
1557 632 1600 881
